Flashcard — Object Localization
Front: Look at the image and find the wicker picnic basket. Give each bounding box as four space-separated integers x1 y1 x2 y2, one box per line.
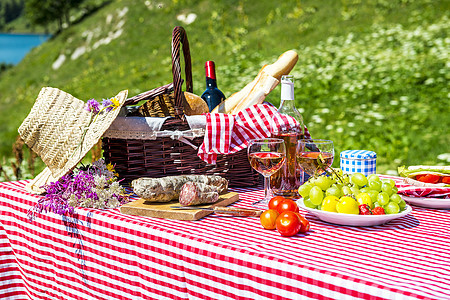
102 26 260 187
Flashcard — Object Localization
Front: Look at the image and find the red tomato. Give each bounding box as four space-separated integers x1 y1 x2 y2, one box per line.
440 176 450 184
260 209 279 230
276 199 299 214
416 174 441 184
295 213 310 233
275 211 301 237
372 206 386 215
268 196 286 210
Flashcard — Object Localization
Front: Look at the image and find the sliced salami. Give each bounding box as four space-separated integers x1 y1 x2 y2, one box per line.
132 175 228 202
178 182 219 206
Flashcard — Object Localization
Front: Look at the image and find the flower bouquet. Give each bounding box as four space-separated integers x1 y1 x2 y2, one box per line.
28 159 129 218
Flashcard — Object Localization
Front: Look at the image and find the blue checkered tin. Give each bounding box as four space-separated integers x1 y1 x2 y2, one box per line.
340 150 377 176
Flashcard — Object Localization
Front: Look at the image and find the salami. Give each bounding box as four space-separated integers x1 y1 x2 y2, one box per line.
178 182 219 206
132 175 228 202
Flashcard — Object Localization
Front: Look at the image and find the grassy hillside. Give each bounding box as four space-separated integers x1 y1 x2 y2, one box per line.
0 0 449 180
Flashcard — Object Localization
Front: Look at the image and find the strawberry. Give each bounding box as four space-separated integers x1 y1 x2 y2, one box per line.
372 206 386 215
358 204 372 215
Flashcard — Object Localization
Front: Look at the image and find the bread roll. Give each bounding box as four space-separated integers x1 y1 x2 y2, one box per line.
183 91 209 115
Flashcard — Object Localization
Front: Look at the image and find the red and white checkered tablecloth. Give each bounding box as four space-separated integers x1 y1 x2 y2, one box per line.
1 178 450 300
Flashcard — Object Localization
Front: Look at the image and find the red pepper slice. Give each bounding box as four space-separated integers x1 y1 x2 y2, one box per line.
441 176 450 184
416 174 441 184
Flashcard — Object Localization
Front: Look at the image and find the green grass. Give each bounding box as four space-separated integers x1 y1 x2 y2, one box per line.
0 0 449 181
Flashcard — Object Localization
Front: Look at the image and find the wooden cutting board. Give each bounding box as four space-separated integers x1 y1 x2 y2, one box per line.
120 192 239 221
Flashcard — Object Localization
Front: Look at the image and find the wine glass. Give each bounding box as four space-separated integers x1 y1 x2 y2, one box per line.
297 139 334 177
247 138 286 208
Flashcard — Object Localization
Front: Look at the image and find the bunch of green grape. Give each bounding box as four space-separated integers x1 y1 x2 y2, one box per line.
298 169 407 215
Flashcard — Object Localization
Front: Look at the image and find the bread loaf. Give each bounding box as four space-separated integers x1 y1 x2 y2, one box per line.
211 50 298 115
183 91 209 115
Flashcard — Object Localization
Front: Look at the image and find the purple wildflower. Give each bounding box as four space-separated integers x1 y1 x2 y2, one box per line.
27 159 129 220
85 99 101 114
28 173 74 218
101 98 114 112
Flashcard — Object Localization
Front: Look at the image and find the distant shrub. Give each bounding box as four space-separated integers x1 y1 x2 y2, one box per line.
0 63 13 76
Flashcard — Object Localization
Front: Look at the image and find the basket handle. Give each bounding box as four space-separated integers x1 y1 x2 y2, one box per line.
123 82 173 106
172 26 193 120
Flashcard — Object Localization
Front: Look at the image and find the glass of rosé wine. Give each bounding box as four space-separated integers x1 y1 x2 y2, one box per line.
296 139 334 177
248 138 286 208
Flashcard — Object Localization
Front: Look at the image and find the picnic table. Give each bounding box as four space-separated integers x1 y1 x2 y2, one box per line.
1 179 449 300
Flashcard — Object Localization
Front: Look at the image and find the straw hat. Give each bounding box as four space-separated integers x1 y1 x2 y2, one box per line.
18 87 128 194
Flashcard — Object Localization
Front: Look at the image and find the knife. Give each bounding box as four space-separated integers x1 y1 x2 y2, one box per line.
171 206 263 217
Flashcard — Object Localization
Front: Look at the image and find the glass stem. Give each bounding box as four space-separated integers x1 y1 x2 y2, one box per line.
264 175 271 200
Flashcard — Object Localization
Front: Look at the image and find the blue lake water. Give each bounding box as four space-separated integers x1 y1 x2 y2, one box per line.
0 33 50 65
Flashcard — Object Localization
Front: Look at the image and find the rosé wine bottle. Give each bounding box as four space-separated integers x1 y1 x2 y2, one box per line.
270 75 305 198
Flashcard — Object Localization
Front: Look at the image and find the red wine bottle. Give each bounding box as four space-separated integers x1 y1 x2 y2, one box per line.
201 61 225 112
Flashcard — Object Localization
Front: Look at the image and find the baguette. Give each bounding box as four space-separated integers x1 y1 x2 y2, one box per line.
211 50 298 115
264 50 298 81
212 67 266 114
211 90 246 114
398 165 450 178
229 68 279 114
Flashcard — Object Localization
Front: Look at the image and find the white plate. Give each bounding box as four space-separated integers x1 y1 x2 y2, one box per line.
297 199 412 226
401 195 450 209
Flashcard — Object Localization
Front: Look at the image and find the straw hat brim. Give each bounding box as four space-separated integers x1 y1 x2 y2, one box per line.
19 87 128 193
25 167 58 194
